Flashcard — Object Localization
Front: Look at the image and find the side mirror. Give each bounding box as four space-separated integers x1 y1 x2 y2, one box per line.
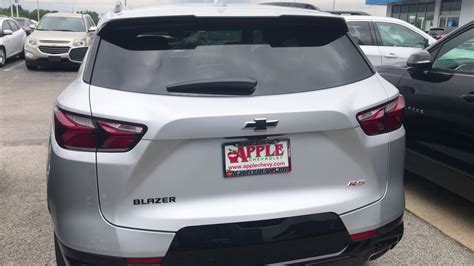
88 26 97 33
407 50 432 69
30 24 36 29
69 47 89 63
3 30 13 36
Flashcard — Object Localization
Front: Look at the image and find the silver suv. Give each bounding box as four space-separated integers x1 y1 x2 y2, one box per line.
49 4 406 265
24 12 96 69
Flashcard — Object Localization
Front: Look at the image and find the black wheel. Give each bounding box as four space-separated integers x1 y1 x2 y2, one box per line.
25 61 37 70
0 48 5 68
54 234 67 266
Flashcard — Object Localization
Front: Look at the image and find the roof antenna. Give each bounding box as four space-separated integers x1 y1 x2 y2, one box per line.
213 0 227 7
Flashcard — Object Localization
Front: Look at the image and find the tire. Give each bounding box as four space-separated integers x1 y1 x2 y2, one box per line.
54 234 66 266
0 48 5 68
25 61 37 70
19 50 25 60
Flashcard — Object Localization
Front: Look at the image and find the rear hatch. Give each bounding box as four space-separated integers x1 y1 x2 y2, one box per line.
89 15 390 231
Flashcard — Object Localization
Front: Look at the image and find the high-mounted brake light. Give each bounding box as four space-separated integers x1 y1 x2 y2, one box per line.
357 96 405 136
54 107 146 152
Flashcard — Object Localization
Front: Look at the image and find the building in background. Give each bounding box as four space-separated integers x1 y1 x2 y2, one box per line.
366 0 474 31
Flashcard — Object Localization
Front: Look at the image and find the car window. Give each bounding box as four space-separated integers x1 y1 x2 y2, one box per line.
37 17 86 32
433 28 474 74
90 17 374 96
14 18 26 26
375 22 426 48
85 17 92 29
2 21 12 32
7 20 20 31
87 17 96 27
347 21 374 45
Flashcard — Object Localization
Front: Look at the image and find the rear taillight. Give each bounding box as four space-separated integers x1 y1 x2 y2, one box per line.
357 96 405 136
54 107 146 152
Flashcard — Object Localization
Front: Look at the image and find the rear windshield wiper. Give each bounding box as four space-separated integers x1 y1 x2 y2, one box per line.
167 78 257 95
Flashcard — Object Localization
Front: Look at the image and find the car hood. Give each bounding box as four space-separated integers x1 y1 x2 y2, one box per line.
30 30 86 42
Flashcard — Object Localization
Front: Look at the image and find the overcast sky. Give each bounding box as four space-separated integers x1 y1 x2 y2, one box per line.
0 0 386 16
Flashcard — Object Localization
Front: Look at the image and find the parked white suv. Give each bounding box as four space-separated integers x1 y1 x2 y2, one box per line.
0 17 26 67
345 16 435 66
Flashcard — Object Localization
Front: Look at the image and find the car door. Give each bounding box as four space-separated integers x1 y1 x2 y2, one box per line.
399 26 474 176
346 20 382 66
7 20 23 55
375 22 428 65
1 20 15 57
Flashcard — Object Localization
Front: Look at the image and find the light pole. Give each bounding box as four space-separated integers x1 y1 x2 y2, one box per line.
37 0 40 21
332 0 336 11
10 0 14 17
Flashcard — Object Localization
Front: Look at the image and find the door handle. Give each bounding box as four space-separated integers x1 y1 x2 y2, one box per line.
461 93 474 103
384 53 398 59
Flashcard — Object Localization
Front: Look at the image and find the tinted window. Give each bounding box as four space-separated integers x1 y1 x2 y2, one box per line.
347 21 373 46
37 17 86 32
89 17 96 27
91 17 373 96
433 28 474 74
376 22 426 48
7 20 19 31
2 21 12 32
85 16 95 29
14 18 26 26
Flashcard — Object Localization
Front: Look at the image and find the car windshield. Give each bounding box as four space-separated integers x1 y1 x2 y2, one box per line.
37 17 85 32
90 17 374 96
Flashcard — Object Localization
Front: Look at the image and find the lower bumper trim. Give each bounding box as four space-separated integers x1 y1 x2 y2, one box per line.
57 214 403 266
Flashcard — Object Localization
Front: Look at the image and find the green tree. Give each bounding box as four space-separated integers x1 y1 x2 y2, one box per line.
0 5 57 21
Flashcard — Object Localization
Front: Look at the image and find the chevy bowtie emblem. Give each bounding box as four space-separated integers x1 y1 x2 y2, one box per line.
243 118 279 131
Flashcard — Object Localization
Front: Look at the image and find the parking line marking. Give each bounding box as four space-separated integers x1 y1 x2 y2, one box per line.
3 61 23 72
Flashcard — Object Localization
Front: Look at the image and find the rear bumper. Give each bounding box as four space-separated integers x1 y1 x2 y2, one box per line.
49 127 405 260
57 214 403 265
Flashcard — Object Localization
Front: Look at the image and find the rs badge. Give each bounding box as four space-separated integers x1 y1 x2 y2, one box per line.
347 180 366 187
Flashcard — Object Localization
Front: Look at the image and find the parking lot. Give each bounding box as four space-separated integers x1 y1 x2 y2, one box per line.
0 57 473 265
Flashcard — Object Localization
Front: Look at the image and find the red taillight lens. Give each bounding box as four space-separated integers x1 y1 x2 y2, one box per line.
126 257 163 265
357 96 405 136
54 107 146 152
54 108 97 150
350 229 377 241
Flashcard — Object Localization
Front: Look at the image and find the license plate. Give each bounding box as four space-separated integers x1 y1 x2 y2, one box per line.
223 139 291 178
48 56 61 62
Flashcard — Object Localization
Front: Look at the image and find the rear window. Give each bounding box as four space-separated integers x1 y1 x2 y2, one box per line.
90 17 373 96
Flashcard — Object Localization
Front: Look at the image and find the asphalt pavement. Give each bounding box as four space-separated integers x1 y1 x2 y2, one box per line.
1 57 473 265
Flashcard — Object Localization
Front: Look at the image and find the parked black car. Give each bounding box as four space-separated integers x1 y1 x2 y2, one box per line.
378 21 474 202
